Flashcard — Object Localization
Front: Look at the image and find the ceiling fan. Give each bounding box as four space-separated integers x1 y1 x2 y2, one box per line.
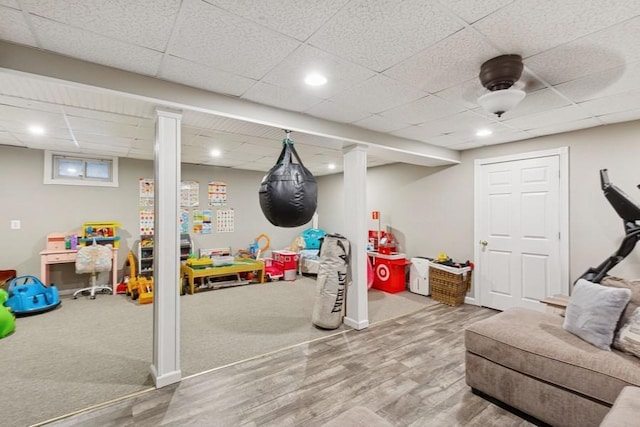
477 54 527 118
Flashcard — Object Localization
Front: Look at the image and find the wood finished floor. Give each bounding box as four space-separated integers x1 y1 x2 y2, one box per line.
43 303 534 427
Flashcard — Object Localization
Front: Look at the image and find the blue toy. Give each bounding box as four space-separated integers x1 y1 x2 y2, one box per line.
5 275 61 316
0 289 15 338
301 228 326 250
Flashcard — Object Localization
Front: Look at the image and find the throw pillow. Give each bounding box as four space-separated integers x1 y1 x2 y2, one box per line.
614 307 640 358
601 276 640 331
563 279 631 350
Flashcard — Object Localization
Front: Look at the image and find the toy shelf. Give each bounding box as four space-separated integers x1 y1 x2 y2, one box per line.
80 221 121 247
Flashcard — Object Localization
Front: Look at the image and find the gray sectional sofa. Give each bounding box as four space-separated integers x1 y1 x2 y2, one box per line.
465 306 640 426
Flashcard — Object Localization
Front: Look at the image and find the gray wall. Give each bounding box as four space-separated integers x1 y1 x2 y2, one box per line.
0 146 307 291
318 120 640 284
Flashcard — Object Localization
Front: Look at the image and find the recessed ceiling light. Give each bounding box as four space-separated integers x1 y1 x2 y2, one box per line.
28 125 45 135
304 73 327 86
476 128 493 137
328 163 336 170
210 149 221 157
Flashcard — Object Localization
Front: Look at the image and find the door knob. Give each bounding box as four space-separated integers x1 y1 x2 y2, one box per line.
480 240 488 246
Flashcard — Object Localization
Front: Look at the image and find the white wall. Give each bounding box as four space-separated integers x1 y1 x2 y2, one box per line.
318 120 640 283
0 146 308 291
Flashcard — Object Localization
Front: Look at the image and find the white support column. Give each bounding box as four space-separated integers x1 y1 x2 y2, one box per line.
150 108 182 388
342 144 369 330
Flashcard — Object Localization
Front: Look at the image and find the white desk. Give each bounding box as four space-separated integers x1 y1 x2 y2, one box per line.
39 247 119 294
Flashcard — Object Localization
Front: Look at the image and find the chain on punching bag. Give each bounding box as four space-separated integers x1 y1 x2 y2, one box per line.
259 131 317 227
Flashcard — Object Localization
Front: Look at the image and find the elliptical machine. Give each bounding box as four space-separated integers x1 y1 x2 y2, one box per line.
579 169 640 283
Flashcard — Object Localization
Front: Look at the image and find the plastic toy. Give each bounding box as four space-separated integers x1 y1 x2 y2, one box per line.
237 234 271 259
125 251 153 304
0 289 16 338
263 257 284 281
5 275 61 316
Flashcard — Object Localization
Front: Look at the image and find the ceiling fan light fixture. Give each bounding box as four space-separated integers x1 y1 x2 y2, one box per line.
477 88 526 118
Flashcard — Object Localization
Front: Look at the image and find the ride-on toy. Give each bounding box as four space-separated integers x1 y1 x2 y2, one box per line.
0 288 16 338
5 275 61 316
125 251 153 304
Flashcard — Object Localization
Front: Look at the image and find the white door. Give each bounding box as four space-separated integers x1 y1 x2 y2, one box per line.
478 154 563 312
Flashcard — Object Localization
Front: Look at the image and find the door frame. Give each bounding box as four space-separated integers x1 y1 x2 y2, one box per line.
468 147 570 306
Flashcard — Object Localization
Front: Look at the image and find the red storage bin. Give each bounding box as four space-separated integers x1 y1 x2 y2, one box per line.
369 252 410 293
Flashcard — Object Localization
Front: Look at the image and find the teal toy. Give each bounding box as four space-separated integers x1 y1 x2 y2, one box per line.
0 288 16 338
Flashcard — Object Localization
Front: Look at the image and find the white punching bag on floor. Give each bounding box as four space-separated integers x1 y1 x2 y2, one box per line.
312 234 351 329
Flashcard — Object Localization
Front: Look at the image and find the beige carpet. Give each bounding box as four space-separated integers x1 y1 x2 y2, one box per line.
1 277 435 427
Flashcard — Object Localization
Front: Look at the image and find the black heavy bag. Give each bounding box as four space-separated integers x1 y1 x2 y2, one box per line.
259 137 317 227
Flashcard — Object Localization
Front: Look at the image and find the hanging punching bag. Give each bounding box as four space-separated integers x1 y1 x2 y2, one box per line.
259 132 317 227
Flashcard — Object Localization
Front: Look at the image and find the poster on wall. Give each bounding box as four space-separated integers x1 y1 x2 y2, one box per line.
208 181 227 206
139 178 154 207
139 208 154 235
180 208 189 234
216 208 234 233
181 181 199 207
192 209 212 234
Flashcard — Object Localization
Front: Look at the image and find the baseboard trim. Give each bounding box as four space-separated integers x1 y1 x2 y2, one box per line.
150 365 182 388
344 316 369 330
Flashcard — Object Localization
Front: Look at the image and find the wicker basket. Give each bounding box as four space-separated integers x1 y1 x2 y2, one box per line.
429 266 472 306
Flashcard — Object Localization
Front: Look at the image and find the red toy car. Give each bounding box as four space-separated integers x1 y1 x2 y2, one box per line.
263 257 284 281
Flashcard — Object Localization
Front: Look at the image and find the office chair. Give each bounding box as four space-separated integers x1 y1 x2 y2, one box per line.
73 242 113 300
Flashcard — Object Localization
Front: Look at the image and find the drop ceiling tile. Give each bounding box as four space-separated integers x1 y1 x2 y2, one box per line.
384 28 500 93
448 141 485 150
131 139 153 150
168 0 300 80
436 78 485 109
477 131 536 147
0 130 21 146
133 126 154 142
329 74 427 114
127 147 152 159
21 0 180 51
496 87 571 120
159 55 256 97
353 114 408 133
62 107 142 127
79 142 130 156
427 133 466 147
444 0 514 23
577 90 640 116
420 110 493 134
390 125 443 143
555 61 640 103
526 117 602 137
526 30 640 85
308 0 462 72
31 16 163 76
73 132 135 148
503 104 594 131
474 0 640 58
241 82 324 112
0 106 66 128
379 95 466 125
598 110 640 125
204 0 348 41
260 45 376 99
305 100 370 124
0 6 38 46
66 116 139 138
524 18 640 86
0 1 19 8
15 133 73 146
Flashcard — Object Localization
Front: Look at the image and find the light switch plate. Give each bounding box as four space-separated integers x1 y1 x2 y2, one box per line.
10 220 20 229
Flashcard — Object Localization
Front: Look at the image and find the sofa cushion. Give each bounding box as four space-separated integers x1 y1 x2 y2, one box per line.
563 279 631 350
599 386 640 427
465 307 640 405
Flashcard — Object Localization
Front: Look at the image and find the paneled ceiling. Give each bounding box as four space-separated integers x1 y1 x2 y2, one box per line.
1 0 640 175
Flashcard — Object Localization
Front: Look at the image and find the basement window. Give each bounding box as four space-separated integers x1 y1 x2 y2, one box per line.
44 150 119 187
